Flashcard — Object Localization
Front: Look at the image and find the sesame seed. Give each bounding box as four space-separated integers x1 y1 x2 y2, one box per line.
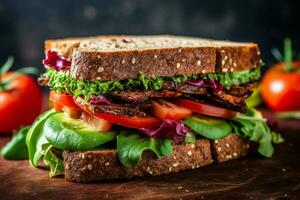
197 60 201 66
224 55 228 60
233 152 238 157
96 77 101 80
191 144 195 148
173 156 176 159
222 60 225 66
225 143 230 147
154 55 158 59
176 63 181 69
169 167 172 172
105 162 110 166
214 140 218 144
131 57 136 64
188 151 192 156
97 67 104 73
217 147 222 152
222 68 228 72
87 164 93 170
178 186 183 189
185 189 189 192
80 153 85 159
121 59 125 64
65 163 69 170
233 62 237 67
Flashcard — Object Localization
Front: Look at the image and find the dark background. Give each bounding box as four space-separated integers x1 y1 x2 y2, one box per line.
0 0 300 71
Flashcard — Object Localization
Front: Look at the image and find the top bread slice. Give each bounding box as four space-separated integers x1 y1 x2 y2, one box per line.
45 35 262 81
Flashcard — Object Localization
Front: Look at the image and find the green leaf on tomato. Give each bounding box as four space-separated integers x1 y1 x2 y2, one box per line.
117 131 173 167
184 116 232 140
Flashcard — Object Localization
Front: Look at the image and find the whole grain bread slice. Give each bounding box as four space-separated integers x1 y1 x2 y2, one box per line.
45 35 262 81
63 133 249 182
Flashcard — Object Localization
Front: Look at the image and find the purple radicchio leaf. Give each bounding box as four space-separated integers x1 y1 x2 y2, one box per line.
43 50 71 71
139 119 190 144
88 95 111 105
186 79 223 92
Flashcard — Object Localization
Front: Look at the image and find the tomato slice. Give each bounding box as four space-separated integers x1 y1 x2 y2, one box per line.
74 100 162 128
81 112 112 132
49 91 80 109
151 99 192 120
176 98 237 119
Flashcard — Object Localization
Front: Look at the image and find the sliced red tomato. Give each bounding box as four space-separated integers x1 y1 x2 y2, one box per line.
74 99 162 128
151 99 192 120
49 91 80 109
176 98 237 119
81 112 112 132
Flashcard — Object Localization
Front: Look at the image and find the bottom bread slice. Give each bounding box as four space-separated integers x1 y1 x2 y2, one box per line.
63 133 249 182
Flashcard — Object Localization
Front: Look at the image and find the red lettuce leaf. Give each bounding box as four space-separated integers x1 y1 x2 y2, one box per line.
139 119 190 144
186 79 223 92
43 51 71 71
88 95 111 105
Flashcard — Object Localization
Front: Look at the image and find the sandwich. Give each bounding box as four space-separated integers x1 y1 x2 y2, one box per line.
27 35 283 182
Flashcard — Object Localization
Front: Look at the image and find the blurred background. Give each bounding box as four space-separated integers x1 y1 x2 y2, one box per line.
0 0 299 71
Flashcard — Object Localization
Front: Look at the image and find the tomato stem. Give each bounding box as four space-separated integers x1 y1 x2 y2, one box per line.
283 38 293 72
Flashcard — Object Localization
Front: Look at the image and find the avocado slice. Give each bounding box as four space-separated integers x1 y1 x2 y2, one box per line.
44 113 116 151
184 116 232 140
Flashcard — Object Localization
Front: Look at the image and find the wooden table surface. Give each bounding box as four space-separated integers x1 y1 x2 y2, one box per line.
0 111 299 200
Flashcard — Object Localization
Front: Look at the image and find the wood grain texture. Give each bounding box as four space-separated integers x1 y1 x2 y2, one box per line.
0 110 299 200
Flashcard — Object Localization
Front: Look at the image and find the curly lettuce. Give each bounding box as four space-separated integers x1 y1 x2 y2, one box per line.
44 67 260 100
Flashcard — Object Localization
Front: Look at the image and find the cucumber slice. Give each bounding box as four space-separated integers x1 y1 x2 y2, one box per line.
184 116 232 140
44 113 116 151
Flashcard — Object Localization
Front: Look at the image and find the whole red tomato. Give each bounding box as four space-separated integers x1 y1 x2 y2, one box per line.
0 72 42 134
261 61 300 112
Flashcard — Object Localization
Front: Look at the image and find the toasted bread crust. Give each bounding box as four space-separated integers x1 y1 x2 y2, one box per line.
45 35 262 81
63 134 249 182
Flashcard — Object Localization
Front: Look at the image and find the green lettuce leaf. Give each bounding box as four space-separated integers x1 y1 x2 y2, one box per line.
117 131 173 167
44 67 260 100
42 144 64 177
231 108 284 157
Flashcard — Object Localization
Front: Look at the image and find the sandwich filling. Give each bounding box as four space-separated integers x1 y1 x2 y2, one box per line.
27 50 283 177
